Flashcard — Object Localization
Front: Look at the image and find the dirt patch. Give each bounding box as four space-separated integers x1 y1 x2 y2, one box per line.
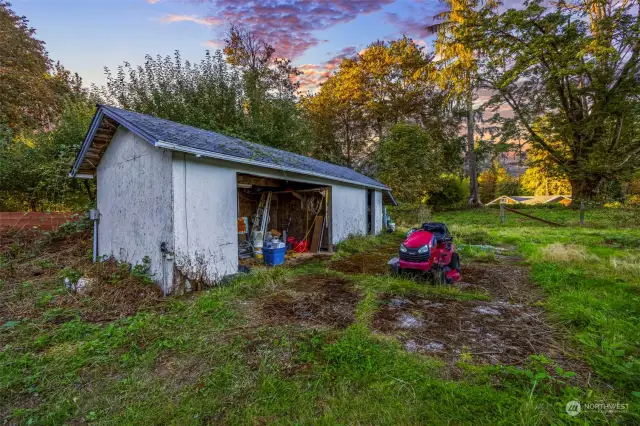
373 293 557 365
372 262 580 369
154 352 211 391
285 252 332 267
455 263 541 305
329 240 399 275
328 251 393 275
261 275 359 328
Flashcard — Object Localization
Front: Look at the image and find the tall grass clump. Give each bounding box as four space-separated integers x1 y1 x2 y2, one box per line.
610 254 640 275
540 243 598 263
334 232 402 258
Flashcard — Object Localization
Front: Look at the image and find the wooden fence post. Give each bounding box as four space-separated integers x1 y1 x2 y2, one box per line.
579 201 585 226
500 204 505 225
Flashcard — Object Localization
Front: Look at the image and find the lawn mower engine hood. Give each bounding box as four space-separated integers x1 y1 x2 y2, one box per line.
403 229 436 249
399 229 438 272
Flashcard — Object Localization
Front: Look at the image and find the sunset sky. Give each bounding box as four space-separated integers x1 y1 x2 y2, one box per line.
11 0 448 92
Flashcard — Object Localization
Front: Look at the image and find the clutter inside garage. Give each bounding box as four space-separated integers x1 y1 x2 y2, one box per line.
237 173 332 267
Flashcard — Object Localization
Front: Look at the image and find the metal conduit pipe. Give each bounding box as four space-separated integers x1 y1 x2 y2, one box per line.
90 209 99 263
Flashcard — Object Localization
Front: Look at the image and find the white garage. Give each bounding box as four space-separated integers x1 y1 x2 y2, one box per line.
70 105 396 294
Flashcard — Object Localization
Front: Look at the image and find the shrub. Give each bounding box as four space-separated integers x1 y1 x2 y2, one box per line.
427 175 469 209
388 203 431 227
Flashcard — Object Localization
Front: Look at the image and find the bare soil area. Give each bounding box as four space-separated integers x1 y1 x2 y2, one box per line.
328 251 393 275
261 274 359 328
328 240 399 275
372 262 576 367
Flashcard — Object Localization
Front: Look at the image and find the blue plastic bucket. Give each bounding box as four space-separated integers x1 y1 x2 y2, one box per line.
263 246 286 266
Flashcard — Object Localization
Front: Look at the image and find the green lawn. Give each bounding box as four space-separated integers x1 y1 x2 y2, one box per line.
1 206 639 425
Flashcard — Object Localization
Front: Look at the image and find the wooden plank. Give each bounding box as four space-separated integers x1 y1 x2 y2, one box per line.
502 207 566 227
0 212 82 230
310 216 324 252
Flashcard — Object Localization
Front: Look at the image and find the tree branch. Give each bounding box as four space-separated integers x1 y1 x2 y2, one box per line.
499 87 567 165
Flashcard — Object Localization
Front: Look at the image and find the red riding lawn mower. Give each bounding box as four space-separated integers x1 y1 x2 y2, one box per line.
389 222 461 284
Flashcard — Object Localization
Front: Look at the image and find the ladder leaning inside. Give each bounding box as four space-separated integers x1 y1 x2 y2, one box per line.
250 191 272 239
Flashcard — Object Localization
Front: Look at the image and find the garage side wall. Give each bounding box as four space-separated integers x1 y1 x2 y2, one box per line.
96 128 173 292
331 184 367 244
171 154 238 292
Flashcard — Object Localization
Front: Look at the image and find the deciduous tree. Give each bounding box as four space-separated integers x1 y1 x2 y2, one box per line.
480 0 640 201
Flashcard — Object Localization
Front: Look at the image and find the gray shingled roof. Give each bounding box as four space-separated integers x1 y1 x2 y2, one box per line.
90 105 388 189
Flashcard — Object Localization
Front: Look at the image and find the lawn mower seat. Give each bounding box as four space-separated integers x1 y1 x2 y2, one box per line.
421 222 452 243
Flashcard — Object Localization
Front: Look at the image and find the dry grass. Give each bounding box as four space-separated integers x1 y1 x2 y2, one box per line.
0 229 164 323
610 254 640 275
541 243 599 263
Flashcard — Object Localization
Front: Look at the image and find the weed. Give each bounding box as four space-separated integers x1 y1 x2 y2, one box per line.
388 203 431 226
334 232 401 257
131 256 153 285
450 226 491 245
59 266 82 284
458 244 497 263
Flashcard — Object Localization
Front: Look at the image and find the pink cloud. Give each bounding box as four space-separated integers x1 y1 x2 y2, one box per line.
202 39 225 49
296 45 359 92
194 0 396 59
160 14 223 26
385 12 436 39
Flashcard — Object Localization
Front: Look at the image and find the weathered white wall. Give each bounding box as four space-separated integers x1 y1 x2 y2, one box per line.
331 184 367 244
171 153 238 291
96 128 173 292
373 190 383 234
165 155 375 248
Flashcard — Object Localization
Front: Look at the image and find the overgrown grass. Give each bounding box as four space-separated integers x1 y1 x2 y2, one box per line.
333 231 403 258
436 207 640 399
1 207 639 424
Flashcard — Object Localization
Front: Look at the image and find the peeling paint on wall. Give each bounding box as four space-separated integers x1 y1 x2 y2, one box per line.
96 128 174 293
171 154 238 291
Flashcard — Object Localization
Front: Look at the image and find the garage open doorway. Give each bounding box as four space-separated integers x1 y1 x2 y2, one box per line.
236 173 332 263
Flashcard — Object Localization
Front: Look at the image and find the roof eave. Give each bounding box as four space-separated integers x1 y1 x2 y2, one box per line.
156 140 390 191
69 105 159 179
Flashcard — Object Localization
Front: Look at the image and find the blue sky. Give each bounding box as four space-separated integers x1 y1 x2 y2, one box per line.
11 0 444 91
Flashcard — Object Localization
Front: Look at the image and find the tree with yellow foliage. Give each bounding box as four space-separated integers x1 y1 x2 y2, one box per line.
427 0 501 207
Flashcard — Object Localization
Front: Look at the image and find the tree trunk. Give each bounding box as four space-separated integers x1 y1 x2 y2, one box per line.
466 92 482 207
569 177 603 204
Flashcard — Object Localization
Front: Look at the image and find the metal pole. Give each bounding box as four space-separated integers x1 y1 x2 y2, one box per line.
90 209 99 262
500 204 505 225
580 201 585 226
